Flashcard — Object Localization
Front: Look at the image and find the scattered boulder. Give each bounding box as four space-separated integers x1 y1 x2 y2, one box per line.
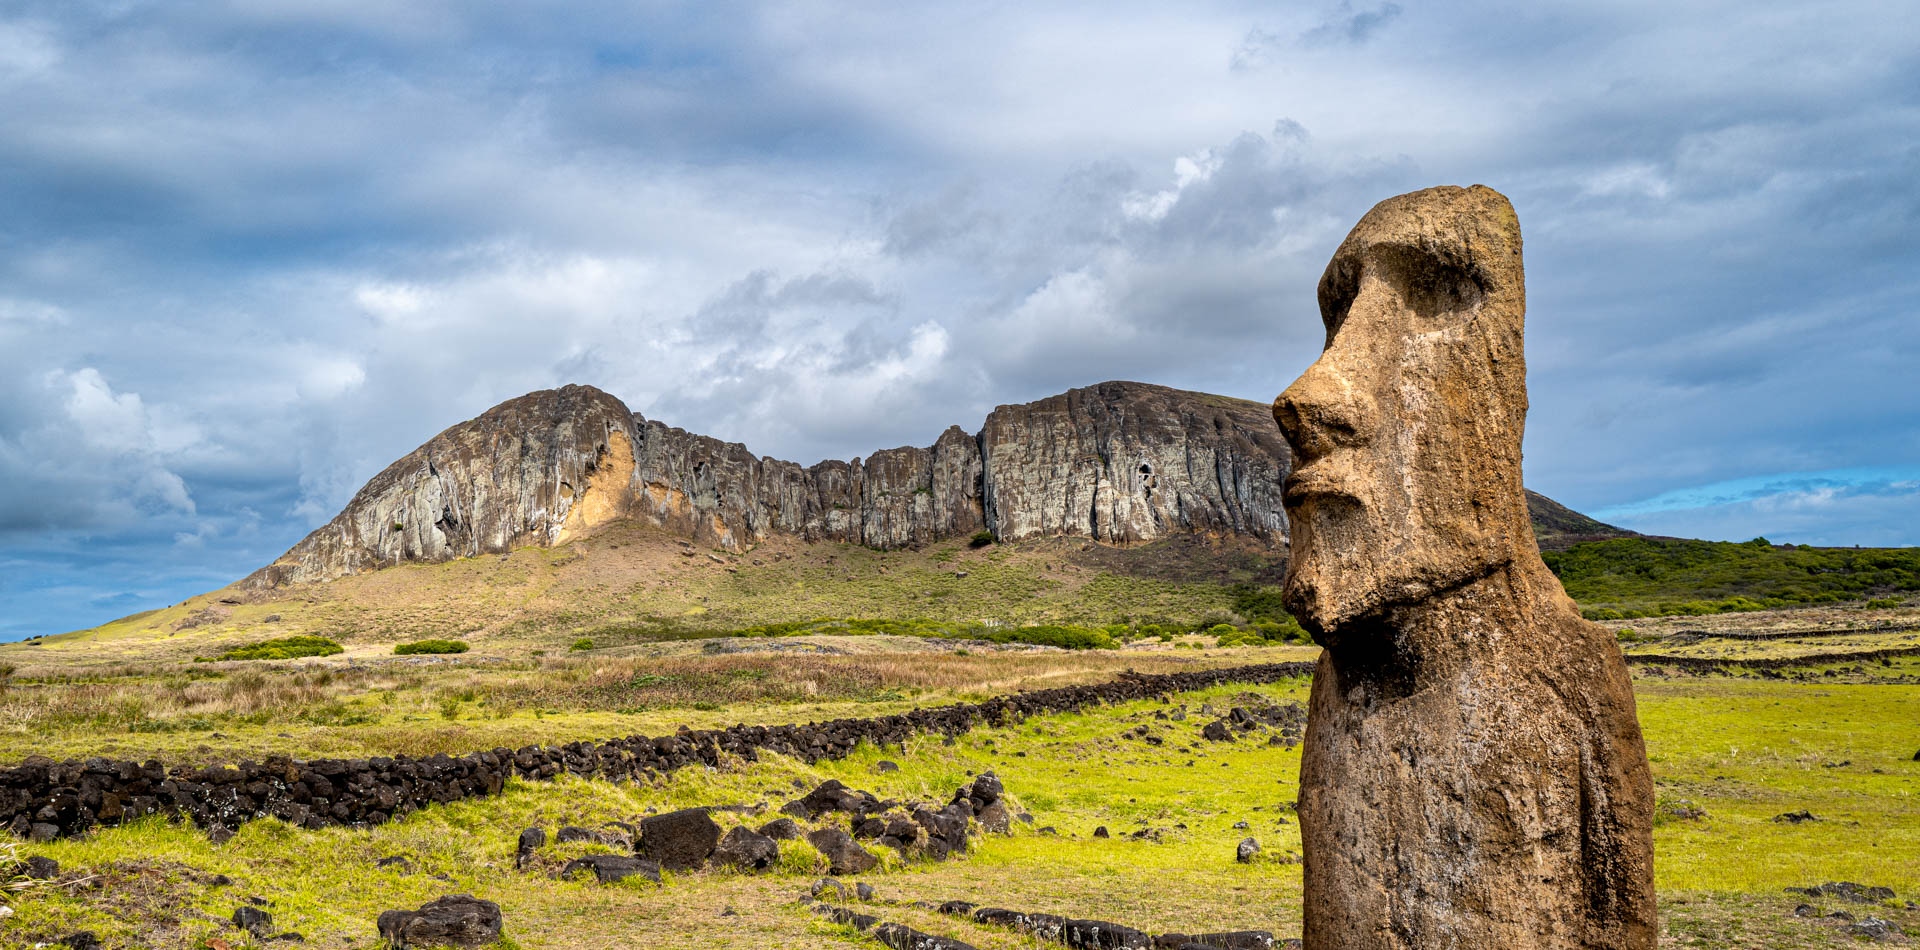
1848 917 1906 942
712 826 780 872
233 906 274 938
375 895 503 948
1773 810 1820 824
812 877 850 900
376 856 415 875
873 760 900 773
638 807 722 871
1201 720 1235 743
58 934 100 950
514 827 545 869
557 854 661 886
555 826 596 844
757 817 803 841
807 828 879 875
1655 799 1707 822
1236 838 1261 864
18 855 60 879
978 801 1013 835
1093 826 1110 839
1786 882 1898 903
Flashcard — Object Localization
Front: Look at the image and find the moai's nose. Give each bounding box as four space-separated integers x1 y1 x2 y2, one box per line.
1273 354 1375 464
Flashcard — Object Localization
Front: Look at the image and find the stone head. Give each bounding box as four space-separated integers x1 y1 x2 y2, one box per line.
1273 185 1533 638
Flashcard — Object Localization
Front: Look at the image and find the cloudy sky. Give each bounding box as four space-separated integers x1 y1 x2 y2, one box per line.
2 1 1915 638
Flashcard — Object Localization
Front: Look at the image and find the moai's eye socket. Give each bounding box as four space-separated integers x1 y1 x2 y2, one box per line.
1371 244 1486 331
1317 257 1362 344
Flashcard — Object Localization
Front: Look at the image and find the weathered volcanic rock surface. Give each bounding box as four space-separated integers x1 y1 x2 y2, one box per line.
246 379 1615 587
246 381 1296 587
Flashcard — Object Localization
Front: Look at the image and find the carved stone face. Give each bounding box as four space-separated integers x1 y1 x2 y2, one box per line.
1273 186 1533 639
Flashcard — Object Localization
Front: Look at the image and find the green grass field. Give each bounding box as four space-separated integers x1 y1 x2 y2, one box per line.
4 670 1915 949
8 530 1920 948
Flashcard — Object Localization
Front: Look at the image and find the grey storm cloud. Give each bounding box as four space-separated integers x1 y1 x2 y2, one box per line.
1 0 1917 636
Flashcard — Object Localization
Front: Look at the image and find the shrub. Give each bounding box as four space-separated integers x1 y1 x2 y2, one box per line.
968 530 995 548
569 638 595 652
983 624 1115 650
394 639 469 655
1866 597 1902 609
204 635 344 662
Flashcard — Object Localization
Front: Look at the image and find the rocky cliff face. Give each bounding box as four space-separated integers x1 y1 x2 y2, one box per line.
246 381 1296 587
245 379 1607 589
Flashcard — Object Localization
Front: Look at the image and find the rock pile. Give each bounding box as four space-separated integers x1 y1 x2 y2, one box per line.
0 662 1311 841
514 772 1018 886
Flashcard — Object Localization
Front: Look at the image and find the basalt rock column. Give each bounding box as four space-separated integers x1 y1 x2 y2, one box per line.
1273 186 1655 950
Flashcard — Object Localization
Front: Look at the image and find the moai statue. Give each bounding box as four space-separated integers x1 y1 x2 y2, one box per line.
1273 186 1655 950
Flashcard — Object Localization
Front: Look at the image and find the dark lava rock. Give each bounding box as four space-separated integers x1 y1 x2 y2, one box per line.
978 801 1013 835
1156 932 1275 949
1092 826 1110 839
873 922 979 950
555 825 596 844
638 807 722 871
376 856 415 875
1849 917 1906 942
855 882 876 901
1772 810 1819 823
812 877 850 900
557 854 661 885
799 779 854 817
807 828 879 875
19 855 60 879
873 760 900 773
1787 881 1898 903
1201 720 1235 742
1656 799 1707 822
28 823 59 843
58 934 100 950
514 827 546 869
1237 837 1261 863
233 906 274 938
375 894 503 947
1061 918 1151 948
712 826 779 871
757 817 803 841
968 772 1003 807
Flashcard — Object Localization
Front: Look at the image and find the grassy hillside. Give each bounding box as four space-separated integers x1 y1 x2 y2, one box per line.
4 528 1286 669
1544 536 1920 620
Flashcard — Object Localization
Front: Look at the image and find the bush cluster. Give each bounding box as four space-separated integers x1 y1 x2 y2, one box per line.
1547 536 1920 619
393 639 469 655
202 635 344 662
1215 616 1312 648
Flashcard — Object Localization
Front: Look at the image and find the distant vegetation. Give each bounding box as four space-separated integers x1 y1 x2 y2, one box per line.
393 639 469 655
1544 537 1920 620
201 635 345 662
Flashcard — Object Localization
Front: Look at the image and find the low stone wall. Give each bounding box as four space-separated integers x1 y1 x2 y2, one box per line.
0 662 1314 842
1623 645 1920 671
